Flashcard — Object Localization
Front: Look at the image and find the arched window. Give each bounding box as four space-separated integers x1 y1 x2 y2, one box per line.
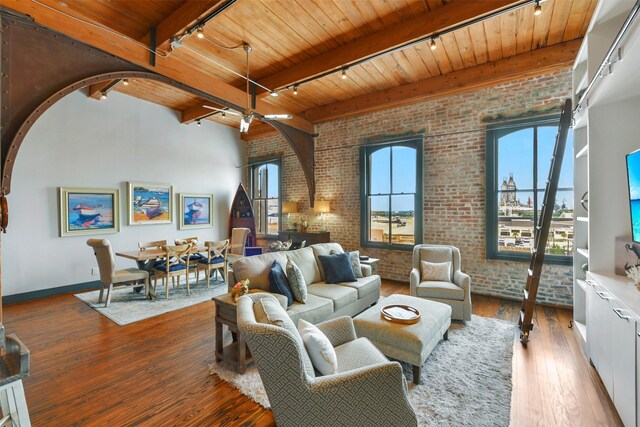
360 138 423 249
250 159 281 236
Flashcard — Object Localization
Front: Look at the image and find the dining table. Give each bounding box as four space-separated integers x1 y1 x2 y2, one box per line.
115 246 208 298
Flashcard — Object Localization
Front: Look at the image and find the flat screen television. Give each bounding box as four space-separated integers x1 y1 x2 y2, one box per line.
627 149 640 242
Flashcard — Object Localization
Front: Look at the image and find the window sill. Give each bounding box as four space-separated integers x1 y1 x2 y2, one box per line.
488 252 573 266
361 242 416 252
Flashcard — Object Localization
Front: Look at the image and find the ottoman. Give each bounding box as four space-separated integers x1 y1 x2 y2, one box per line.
353 294 451 384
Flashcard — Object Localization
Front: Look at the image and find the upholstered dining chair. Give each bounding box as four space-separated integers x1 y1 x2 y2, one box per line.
153 244 192 299
87 239 150 307
227 227 250 265
409 244 472 321
237 293 417 427
196 239 229 286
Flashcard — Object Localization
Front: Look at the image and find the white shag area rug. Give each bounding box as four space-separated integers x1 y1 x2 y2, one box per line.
210 314 515 427
75 279 228 325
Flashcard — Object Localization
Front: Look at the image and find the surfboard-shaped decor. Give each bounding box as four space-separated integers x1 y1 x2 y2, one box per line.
228 183 256 247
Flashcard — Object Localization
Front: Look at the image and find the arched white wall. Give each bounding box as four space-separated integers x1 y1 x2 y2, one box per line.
3 89 245 296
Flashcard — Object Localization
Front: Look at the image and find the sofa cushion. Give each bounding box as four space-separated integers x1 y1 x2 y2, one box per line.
231 251 288 291
318 253 357 284
254 297 315 378
285 247 321 284
287 294 333 325
416 281 464 301
287 260 308 304
307 283 357 311
334 337 388 373
310 243 344 280
269 261 294 306
298 319 337 376
337 275 381 299
417 246 454 281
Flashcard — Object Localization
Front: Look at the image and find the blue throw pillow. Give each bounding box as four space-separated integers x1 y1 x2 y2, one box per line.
318 253 357 284
268 260 294 306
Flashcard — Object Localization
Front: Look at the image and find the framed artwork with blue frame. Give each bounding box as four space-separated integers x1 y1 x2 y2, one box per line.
179 193 214 229
59 187 120 237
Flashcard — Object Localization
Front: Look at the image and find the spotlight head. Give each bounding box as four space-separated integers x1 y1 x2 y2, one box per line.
100 91 107 100
430 38 437 50
270 90 279 97
122 78 129 86
196 26 204 39
197 119 202 127
534 2 542 15
293 84 299 95
341 68 348 79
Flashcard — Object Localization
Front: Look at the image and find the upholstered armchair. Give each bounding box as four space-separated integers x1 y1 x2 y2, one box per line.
410 244 472 321
237 293 417 427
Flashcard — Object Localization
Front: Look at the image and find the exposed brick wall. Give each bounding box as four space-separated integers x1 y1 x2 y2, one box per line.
247 68 574 306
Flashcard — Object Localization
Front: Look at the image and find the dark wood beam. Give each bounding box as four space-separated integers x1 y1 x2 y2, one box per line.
304 39 581 123
140 0 228 52
181 105 215 124
256 0 523 96
87 80 118 99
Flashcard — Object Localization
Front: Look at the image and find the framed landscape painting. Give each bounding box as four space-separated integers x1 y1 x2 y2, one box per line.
179 193 214 229
128 182 173 225
59 188 120 237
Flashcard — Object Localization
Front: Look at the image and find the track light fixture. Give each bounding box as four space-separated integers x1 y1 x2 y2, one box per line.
293 84 299 95
222 111 226 118
197 119 202 126
100 91 107 100
534 0 542 16
341 67 348 79
122 78 129 86
269 90 279 97
430 38 437 50
196 26 205 39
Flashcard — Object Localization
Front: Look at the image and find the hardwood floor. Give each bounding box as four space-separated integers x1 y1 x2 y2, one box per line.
3 280 621 426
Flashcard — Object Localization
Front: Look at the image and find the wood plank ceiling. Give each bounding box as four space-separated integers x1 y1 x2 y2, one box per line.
10 0 596 139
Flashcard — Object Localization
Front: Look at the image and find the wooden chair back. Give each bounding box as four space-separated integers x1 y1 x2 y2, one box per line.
160 244 192 273
204 239 229 263
138 239 167 251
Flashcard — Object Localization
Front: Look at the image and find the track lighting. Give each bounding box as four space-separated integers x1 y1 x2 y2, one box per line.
293 84 299 95
222 111 226 118
100 91 107 100
197 119 202 126
430 38 437 50
196 26 204 39
534 0 542 16
270 90 279 97
122 78 129 86
341 67 348 79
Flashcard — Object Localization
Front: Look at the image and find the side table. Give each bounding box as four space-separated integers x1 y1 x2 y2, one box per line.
360 257 380 275
213 293 252 374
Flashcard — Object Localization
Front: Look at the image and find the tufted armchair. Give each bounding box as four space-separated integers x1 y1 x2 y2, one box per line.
410 244 472 321
237 293 417 427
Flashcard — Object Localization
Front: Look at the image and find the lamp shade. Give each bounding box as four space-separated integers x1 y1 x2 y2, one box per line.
313 200 331 213
282 201 298 214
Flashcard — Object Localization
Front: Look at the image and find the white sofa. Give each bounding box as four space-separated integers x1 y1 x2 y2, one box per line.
228 243 381 324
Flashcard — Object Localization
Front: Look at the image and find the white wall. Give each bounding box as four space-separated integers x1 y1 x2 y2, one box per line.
3 90 245 295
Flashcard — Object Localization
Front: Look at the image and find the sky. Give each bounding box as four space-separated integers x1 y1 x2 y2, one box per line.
628 150 640 200
370 146 416 212
497 125 574 209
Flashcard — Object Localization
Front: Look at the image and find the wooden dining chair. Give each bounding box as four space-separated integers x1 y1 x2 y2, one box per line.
138 239 168 271
196 240 229 287
87 239 150 307
153 244 192 299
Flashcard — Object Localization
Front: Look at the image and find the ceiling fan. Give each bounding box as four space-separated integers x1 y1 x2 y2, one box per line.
203 43 291 133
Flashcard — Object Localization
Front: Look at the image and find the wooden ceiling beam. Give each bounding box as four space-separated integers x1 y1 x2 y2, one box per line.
2 0 314 134
140 0 228 52
304 39 581 123
87 80 119 99
256 0 523 97
181 105 216 124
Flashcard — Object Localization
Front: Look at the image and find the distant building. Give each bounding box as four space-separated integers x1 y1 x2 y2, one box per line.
501 173 518 206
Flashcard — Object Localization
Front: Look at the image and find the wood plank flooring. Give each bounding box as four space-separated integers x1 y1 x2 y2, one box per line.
2 280 622 426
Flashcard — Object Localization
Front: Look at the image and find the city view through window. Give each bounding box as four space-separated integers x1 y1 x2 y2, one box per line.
496 125 574 256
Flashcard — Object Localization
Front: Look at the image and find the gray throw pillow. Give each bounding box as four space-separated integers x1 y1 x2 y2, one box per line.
287 260 308 303
331 249 363 278
253 297 315 378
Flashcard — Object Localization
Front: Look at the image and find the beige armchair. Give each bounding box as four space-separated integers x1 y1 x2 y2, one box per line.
87 239 150 307
237 293 417 427
410 244 472 321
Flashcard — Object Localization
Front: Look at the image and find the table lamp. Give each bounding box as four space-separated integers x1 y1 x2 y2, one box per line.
282 201 298 231
313 200 330 230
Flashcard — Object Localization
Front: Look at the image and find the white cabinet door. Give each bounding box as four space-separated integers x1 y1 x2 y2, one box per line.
609 302 636 427
586 281 599 363
592 286 615 395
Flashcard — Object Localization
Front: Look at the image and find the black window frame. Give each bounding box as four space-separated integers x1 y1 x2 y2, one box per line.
249 158 282 238
485 115 573 266
360 136 423 251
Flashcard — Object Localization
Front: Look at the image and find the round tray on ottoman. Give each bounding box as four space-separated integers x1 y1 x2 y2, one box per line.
380 304 421 324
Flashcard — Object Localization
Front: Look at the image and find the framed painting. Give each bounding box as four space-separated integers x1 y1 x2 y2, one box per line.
179 193 214 229
128 182 173 225
59 188 120 237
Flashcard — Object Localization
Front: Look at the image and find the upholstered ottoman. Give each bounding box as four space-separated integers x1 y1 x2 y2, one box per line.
353 294 451 384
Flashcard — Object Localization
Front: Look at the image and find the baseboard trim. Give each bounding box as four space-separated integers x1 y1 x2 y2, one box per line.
3 281 101 305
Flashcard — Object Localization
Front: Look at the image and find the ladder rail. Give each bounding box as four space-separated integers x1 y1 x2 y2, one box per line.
518 98 572 344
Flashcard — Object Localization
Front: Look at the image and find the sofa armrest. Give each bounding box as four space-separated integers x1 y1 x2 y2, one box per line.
410 268 420 296
309 362 417 426
361 264 373 277
454 270 471 294
315 316 357 347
